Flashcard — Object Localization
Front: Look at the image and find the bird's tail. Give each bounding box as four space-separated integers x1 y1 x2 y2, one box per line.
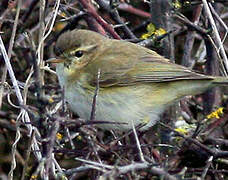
212 76 228 85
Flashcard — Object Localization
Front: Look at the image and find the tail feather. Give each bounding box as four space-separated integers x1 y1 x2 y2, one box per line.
212 76 228 85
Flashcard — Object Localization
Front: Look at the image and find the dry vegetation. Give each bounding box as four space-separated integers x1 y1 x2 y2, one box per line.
0 0 228 179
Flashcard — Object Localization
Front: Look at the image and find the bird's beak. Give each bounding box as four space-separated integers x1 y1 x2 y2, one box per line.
46 58 65 63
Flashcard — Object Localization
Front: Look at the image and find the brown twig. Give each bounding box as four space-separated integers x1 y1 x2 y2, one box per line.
44 117 60 177
181 4 203 68
21 0 39 22
78 0 121 39
21 130 35 180
84 13 107 36
174 13 208 36
118 3 151 18
96 0 136 39
160 122 228 159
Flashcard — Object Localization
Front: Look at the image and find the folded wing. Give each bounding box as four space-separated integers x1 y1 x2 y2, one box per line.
90 43 212 87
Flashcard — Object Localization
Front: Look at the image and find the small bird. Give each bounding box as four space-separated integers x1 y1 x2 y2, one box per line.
48 29 228 131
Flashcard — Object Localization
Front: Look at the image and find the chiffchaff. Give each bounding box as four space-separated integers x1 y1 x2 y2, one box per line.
48 29 228 131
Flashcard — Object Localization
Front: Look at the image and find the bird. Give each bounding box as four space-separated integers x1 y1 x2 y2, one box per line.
48 29 228 131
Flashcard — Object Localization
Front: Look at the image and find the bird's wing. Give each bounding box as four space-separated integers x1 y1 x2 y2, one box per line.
89 42 212 87
121 55 212 84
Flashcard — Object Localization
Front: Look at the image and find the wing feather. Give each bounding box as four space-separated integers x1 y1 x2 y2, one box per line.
88 40 212 87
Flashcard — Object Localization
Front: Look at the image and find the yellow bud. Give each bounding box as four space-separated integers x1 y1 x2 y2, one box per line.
56 133 63 140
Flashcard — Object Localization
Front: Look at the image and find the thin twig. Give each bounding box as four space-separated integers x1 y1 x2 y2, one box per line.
96 0 136 39
0 67 7 108
131 119 145 162
90 69 101 121
37 0 46 99
160 122 228 159
202 0 228 72
102 162 176 180
0 15 42 180
21 131 35 180
44 117 60 177
79 0 121 39
174 13 208 36
37 0 60 58
0 0 22 109
8 112 22 180
0 18 23 109
201 156 213 179
209 3 228 53
181 4 203 68
118 3 151 18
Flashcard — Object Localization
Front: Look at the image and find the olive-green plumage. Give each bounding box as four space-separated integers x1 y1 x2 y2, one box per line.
51 29 228 131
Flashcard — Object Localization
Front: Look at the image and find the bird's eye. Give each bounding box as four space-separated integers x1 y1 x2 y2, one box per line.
74 50 83 58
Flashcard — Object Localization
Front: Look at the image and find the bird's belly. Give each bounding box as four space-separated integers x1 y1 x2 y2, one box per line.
64 84 164 131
